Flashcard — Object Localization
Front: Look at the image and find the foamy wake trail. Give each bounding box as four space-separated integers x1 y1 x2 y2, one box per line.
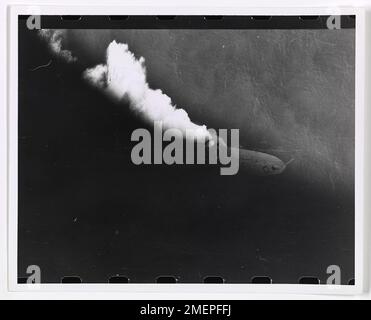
39 30 77 63
83 41 211 141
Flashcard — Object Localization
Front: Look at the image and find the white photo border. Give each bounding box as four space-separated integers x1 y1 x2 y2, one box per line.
3 4 368 298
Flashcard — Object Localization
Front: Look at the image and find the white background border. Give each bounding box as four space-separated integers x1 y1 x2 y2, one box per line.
1 0 370 300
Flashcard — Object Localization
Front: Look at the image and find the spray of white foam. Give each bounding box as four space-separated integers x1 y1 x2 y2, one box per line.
83 41 211 141
39 30 77 63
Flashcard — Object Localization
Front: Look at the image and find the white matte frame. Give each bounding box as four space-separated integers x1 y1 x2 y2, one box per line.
1 2 369 300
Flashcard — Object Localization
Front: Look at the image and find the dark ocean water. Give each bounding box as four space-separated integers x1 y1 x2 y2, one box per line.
18 24 355 284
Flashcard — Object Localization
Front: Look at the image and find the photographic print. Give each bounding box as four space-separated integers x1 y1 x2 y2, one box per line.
17 15 356 285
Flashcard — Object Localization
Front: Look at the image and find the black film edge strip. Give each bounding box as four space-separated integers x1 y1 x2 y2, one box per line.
18 15 356 29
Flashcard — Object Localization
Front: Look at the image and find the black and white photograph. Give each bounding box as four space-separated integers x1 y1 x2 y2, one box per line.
16 15 356 286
